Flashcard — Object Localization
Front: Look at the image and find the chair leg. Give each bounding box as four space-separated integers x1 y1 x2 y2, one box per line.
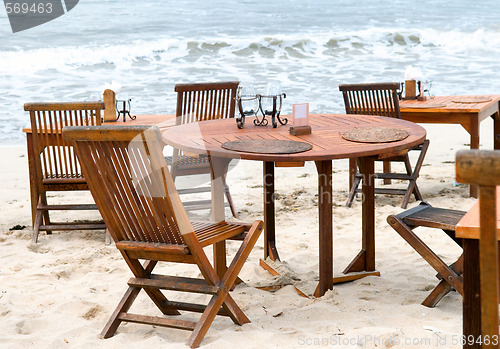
101 285 142 338
383 160 391 185
422 253 463 307
125 257 182 316
222 178 239 219
40 192 52 235
101 258 182 339
387 215 463 296
188 221 263 348
349 158 357 191
346 175 362 207
422 280 454 308
32 207 43 243
406 140 430 207
399 154 421 208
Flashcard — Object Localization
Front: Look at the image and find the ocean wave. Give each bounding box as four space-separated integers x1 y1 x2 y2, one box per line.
2 28 499 74
3 27 500 145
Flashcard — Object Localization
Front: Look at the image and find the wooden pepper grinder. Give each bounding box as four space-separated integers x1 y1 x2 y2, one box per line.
103 89 117 122
404 80 417 100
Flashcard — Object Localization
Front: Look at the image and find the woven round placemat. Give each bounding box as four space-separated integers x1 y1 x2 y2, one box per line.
221 139 312 154
342 127 409 143
452 96 492 104
404 104 446 109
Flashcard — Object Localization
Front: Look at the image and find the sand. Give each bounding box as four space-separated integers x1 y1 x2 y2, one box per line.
0 120 490 348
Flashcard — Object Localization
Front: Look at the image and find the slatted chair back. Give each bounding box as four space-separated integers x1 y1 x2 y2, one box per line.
63 125 193 245
339 82 428 208
25 102 104 188
168 82 240 218
456 149 500 344
172 81 239 173
175 81 239 124
339 82 401 119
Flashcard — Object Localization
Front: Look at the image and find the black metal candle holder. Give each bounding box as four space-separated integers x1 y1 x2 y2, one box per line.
116 99 136 122
236 89 287 129
256 93 287 128
236 86 259 129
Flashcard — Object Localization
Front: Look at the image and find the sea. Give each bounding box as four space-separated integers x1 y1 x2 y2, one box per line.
1 0 500 145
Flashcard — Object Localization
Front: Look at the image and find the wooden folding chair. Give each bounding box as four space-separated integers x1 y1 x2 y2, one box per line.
339 82 430 208
167 81 240 218
456 149 500 346
25 102 106 243
387 202 466 307
63 125 263 348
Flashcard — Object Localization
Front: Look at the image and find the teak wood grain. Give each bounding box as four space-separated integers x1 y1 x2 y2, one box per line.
456 187 500 240
455 150 500 349
162 114 426 162
63 125 263 348
24 101 106 242
163 114 426 296
22 112 176 243
400 95 500 198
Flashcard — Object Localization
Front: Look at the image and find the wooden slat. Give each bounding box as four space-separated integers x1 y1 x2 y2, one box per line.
118 313 196 331
403 207 466 231
37 204 98 210
128 276 219 294
24 101 104 111
165 300 229 316
39 223 106 231
116 241 190 255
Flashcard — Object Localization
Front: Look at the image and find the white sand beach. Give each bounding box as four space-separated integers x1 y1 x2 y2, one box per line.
0 120 489 348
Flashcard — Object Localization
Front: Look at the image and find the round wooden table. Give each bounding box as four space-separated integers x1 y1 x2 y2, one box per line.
163 114 426 296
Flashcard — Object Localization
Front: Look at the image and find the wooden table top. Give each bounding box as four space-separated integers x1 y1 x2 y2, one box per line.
456 187 500 240
162 114 426 162
400 95 500 113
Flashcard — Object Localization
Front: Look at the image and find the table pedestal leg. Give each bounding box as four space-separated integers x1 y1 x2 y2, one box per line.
493 105 500 150
463 238 481 349
315 160 333 297
260 160 335 297
259 161 282 280
260 158 379 298
343 157 379 274
469 115 480 198
263 161 279 261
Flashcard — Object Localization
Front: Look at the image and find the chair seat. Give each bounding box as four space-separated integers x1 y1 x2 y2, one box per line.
387 202 466 307
165 154 209 165
400 205 466 231
116 221 247 257
42 176 87 185
192 221 247 246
